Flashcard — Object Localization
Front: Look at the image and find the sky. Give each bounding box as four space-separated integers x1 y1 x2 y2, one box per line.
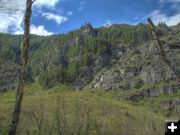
0 0 180 35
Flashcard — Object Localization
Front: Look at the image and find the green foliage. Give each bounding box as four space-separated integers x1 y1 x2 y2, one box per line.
157 22 170 36
38 67 65 88
0 43 20 62
80 53 93 66
121 30 135 44
0 84 166 135
0 23 164 88
68 43 78 57
97 39 111 56
38 71 49 88
67 61 79 81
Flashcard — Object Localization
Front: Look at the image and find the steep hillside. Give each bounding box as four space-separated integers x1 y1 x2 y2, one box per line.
1 23 178 90
0 23 180 134
0 83 165 135
0 23 179 110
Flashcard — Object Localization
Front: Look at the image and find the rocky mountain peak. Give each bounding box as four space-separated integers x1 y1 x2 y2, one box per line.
80 23 96 36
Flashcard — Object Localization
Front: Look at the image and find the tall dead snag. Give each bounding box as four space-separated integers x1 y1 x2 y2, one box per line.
147 18 180 83
8 0 35 135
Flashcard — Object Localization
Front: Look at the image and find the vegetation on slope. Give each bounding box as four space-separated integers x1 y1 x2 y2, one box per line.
0 23 155 89
0 83 166 135
0 23 179 135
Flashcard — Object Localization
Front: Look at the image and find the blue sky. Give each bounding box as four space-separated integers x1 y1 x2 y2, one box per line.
0 0 180 35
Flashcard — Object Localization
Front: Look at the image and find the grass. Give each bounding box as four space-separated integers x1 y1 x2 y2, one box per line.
0 83 177 135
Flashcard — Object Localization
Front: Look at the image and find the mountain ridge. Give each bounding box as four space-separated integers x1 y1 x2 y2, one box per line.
0 23 179 100
0 23 180 133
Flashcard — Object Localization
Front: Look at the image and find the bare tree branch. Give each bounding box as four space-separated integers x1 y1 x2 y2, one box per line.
8 0 35 135
147 18 180 83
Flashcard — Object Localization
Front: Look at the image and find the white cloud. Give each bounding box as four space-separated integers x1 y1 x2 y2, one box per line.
0 0 62 33
80 1 86 5
104 20 112 25
0 11 24 33
34 0 60 8
169 0 180 3
158 0 165 3
148 10 180 26
78 1 86 11
0 0 25 33
30 25 53 35
159 0 180 3
67 11 73 16
42 12 67 25
78 7 84 11
14 24 53 36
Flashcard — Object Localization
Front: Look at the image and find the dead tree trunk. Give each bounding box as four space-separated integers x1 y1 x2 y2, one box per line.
8 0 35 135
147 18 180 83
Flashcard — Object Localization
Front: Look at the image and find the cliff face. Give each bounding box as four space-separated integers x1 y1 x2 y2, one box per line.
0 59 18 92
0 23 179 96
87 42 179 96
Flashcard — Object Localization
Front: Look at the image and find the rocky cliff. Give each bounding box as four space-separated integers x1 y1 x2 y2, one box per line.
0 23 179 97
